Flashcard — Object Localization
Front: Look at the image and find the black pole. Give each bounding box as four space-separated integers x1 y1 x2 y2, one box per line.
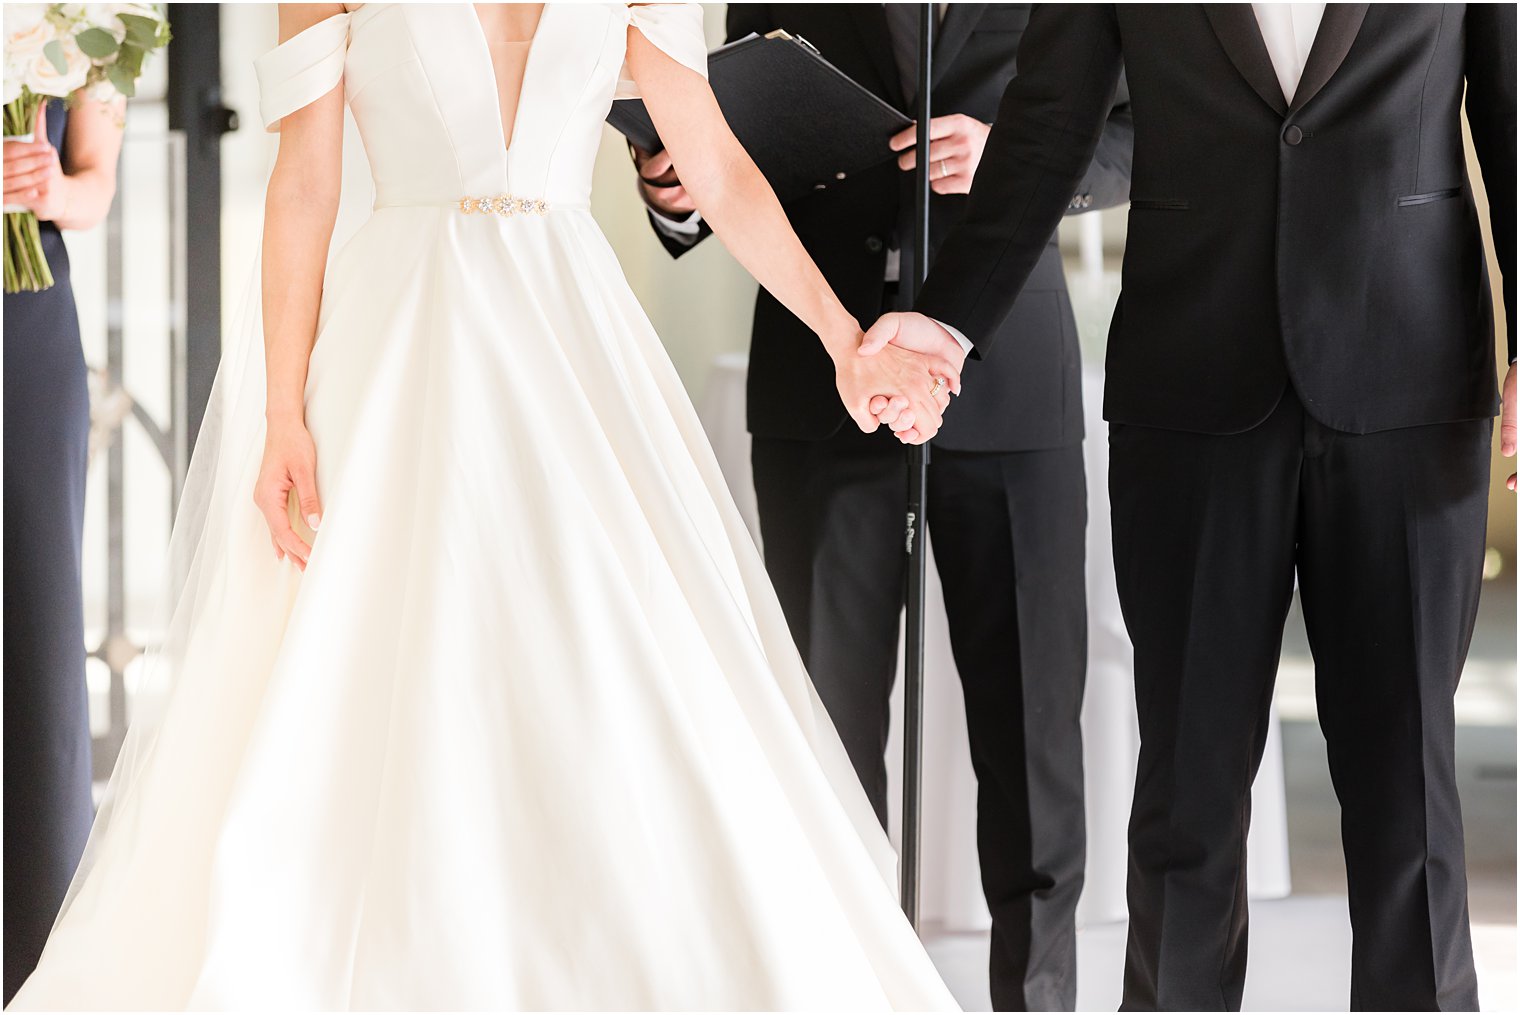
899 1 934 931
166 3 236 473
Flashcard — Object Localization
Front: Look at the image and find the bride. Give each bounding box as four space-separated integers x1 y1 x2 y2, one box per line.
10 3 964 1010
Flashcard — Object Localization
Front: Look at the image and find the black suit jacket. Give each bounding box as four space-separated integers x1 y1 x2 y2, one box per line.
653 3 1134 451
917 4 1516 436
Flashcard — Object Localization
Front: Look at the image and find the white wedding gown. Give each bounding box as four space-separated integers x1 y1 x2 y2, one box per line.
9 4 959 1010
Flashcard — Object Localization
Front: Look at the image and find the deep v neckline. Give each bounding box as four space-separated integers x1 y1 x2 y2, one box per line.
469 3 549 154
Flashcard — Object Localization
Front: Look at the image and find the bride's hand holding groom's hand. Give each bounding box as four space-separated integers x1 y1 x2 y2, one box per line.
623 32 962 446
859 312 969 444
832 320 961 444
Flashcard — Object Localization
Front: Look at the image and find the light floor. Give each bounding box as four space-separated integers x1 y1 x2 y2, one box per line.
926 898 1517 1012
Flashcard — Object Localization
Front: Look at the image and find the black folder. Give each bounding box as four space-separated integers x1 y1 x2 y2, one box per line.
608 30 912 205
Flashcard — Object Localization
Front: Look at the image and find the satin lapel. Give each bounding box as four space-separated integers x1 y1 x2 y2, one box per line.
931 3 988 88
847 5 907 109
1288 4 1369 112
1203 4 1288 116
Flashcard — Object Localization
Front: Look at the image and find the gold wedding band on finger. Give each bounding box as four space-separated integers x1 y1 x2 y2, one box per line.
929 377 946 398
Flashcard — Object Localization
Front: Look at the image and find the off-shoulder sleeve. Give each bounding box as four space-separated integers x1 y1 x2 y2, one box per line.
614 3 708 100
255 11 351 132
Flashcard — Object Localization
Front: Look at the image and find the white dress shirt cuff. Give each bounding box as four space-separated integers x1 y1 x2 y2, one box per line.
933 319 975 356
647 198 703 243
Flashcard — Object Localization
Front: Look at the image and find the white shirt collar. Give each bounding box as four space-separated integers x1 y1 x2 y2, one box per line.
1251 3 1327 104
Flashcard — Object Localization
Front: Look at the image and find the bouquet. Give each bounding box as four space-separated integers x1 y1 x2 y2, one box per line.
3 4 170 293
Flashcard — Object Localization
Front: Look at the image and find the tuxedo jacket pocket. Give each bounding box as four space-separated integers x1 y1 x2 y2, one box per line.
1128 198 1190 210
1396 188 1461 207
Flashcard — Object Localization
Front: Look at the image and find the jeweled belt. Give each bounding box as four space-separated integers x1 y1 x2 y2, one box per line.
457 194 551 217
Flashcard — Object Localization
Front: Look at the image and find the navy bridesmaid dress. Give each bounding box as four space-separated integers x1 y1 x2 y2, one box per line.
3 97 95 1004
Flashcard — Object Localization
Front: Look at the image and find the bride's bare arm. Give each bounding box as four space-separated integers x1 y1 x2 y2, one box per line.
255 2 346 568
625 26 957 440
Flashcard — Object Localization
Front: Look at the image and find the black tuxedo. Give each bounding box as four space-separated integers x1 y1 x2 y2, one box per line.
648 5 1133 1010
920 4 1514 435
917 5 1514 1011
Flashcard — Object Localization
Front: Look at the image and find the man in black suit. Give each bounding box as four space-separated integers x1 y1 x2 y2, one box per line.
872 5 1515 1010
635 5 1133 1010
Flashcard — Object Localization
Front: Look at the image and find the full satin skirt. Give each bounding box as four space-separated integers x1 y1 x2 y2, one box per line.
8 207 957 1011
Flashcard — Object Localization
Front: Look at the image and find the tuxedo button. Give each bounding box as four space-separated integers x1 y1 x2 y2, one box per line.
1283 124 1304 146
865 235 884 253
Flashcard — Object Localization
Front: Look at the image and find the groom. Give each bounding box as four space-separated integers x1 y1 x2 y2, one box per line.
868 5 1515 1010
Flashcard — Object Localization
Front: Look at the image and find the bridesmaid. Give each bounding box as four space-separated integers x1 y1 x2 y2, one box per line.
2 94 124 1003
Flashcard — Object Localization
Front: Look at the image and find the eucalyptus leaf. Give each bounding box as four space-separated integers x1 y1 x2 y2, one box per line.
107 64 136 98
119 13 162 49
78 27 121 59
42 40 68 76
117 44 145 77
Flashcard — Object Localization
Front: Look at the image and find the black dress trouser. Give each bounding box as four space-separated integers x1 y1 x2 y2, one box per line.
752 420 1088 1012
1110 384 1486 1012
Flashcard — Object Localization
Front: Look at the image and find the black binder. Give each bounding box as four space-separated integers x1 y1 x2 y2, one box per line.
608 30 912 205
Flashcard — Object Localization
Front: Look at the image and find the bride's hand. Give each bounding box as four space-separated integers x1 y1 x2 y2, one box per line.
834 338 959 444
253 416 322 571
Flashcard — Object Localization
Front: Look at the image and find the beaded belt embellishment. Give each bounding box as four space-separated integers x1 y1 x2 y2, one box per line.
457 194 549 216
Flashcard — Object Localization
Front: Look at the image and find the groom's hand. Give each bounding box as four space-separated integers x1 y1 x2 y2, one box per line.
860 312 968 379
1503 362 1516 491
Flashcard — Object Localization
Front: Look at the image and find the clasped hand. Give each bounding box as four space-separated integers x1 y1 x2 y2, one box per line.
836 313 968 445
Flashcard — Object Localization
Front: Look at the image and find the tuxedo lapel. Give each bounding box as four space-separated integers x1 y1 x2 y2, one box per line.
1289 4 1369 112
932 3 989 88
848 5 907 109
1203 4 1289 116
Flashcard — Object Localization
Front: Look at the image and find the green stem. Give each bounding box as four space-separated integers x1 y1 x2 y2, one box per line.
4 212 54 293
3 218 15 293
4 93 44 138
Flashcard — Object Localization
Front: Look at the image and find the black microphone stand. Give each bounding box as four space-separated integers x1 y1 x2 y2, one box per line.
899 1 934 932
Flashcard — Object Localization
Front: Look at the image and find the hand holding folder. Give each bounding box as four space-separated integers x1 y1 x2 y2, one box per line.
608 30 912 205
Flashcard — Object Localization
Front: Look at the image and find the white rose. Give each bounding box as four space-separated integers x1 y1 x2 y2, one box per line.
5 5 53 29
83 4 127 40
5 12 57 62
25 36 90 98
83 76 117 102
3 50 28 104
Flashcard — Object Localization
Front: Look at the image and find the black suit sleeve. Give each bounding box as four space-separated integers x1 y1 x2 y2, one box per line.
916 4 1123 353
646 3 776 260
1065 71 1133 214
1464 2 1516 363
